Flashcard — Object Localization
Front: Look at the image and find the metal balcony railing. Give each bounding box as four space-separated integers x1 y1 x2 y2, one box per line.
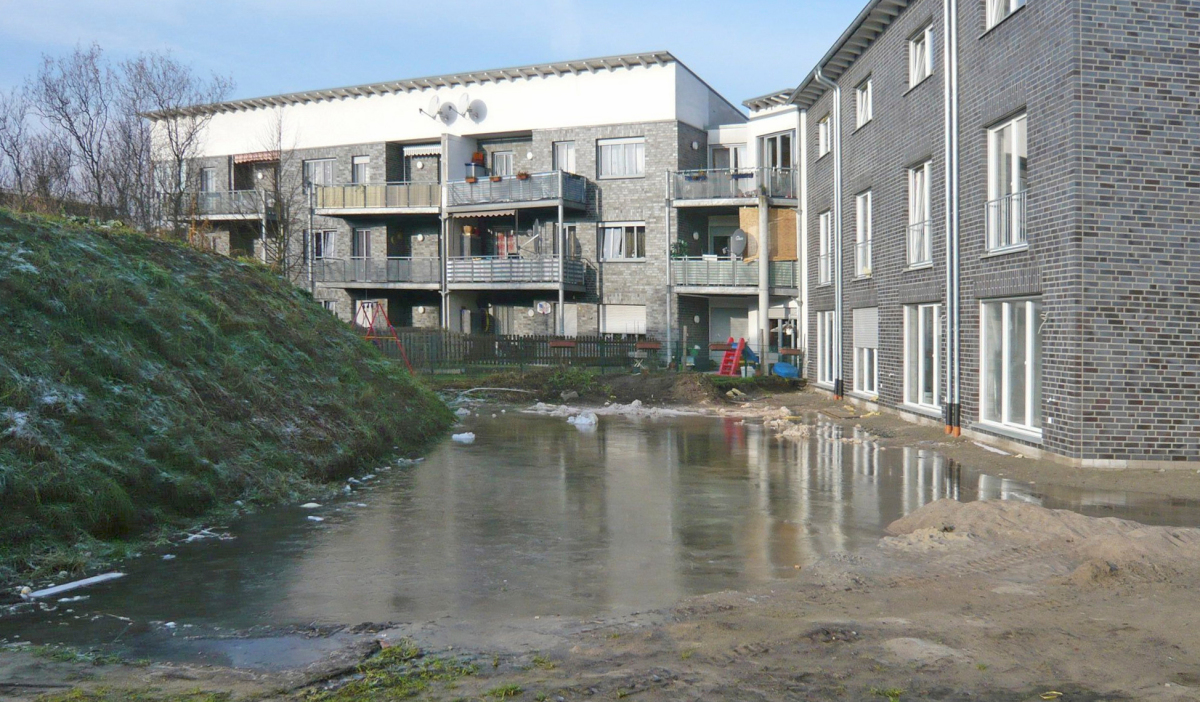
907 220 932 266
446 256 585 286
986 190 1027 251
314 182 440 210
175 190 272 217
671 257 799 288
671 167 797 201
446 171 586 208
855 239 873 277
313 257 441 285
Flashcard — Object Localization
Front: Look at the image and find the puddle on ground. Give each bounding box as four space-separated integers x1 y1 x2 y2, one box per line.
3 412 1199 667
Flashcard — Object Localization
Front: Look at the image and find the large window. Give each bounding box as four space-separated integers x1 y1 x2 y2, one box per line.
553 141 576 174
818 210 832 285
987 0 1026 29
981 298 1042 434
987 114 1027 251
601 223 646 261
817 115 831 157
304 158 335 187
908 161 932 266
710 144 747 170
199 167 217 192
597 137 645 178
492 151 514 177
904 304 940 409
817 310 836 386
853 307 878 396
351 156 369 184
855 191 872 277
601 304 647 337
855 78 873 129
909 25 933 87
351 229 371 259
312 230 336 260
760 131 793 169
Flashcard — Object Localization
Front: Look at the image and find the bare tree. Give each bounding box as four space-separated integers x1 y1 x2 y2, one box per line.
258 108 308 281
0 87 75 211
0 87 33 203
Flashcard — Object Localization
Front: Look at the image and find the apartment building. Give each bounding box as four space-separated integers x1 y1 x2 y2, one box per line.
159 52 744 338
786 0 1200 466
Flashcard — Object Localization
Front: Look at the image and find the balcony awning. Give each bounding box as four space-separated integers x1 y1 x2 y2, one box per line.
451 210 515 219
233 150 280 164
403 144 441 157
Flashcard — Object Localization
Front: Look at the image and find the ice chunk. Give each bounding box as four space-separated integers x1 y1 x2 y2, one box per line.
452 432 476 444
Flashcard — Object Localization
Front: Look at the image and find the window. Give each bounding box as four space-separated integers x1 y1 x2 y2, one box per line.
904 304 940 409
908 161 932 266
987 0 1026 29
855 78 873 128
760 131 794 169
710 144 747 170
597 137 645 178
312 230 336 259
818 210 832 285
818 116 831 157
981 298 1042 434
855 191 872 277
199 167 217 192
600 304 647 337
817 310 836 386
321 300 337 314
853 307 878 396
491 151 514 177
351 156 369 184
986 114 1028 251
352 229 371 259
553 141 576 174
909 25 934 87
601 223 646 260
303 159 335 187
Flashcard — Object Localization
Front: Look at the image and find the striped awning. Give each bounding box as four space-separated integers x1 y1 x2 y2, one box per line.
233 150 280 164
403 144 441 157
451 210 515 219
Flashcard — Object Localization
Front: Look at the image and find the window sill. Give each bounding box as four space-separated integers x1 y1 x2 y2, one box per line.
853 274 873 281
817 281 833 288
902 402 942 419
980 4 1027 39
973 419 1043 445
854 119 874 134
815 381 836 392
849 391 879 402
597 175 646 181
817 151 831 161
905 261 934 272
601 258 647 263
981 243 1029 259
903 74 934 97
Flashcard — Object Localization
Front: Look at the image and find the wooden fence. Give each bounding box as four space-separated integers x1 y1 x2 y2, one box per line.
361 328 663 374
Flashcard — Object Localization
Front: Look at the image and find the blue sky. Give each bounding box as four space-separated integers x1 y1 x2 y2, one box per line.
0 0 862 110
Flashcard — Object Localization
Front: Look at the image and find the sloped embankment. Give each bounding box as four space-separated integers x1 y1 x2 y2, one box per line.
0 210 453 581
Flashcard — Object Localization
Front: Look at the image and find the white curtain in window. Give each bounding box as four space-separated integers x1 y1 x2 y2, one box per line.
602 227 624 259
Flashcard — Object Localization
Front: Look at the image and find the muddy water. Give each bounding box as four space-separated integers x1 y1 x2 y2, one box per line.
3 412 1199 666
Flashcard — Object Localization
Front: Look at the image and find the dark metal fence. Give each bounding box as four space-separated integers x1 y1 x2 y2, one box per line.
361 328 663 373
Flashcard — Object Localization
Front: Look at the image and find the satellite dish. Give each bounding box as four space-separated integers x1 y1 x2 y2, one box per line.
731 229 748 257
420 95 441 120
457 93 471 115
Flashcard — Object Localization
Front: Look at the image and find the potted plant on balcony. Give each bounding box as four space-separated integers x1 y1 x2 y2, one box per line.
516 171 531 181
684 170 707 182
490 175 503 183
465 176 478 184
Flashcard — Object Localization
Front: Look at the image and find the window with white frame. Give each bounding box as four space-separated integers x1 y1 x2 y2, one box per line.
817 310 836 386
597 137 645 178
904 303 940 409
909 25 934 87
321 300 337 314
853 307 879 396
351 156 369 184
981 297 1042 434
303 158 335 187
553 141 576 174
492 151 514 177
855 78 873 128
818 115 831 157
908 161 932 266
199 167 217 192
987 0 1026 30
601 223 646 260
312 230 336 259
711 144 747 171
855 191 873 277
352 229 371 259
986 114 1028 251
760 131 794 169
818 210 832 285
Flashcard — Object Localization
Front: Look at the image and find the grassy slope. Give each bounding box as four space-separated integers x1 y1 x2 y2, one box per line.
0 209 454 581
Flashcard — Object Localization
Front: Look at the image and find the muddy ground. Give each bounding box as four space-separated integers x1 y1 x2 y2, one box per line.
5 385 1200 701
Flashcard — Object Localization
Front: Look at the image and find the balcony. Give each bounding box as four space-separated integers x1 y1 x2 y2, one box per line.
446 171 587 212
174 190 273 220
986 191 1027 252
446 256 585 290
313 257 440 287
314 182 440 214
671 168 797 204
671 257 799 291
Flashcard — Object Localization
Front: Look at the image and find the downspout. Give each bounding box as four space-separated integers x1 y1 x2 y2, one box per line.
814 66 844 399
798 109 809 361
943 0 962 434
557 197 565 336
307 183 315 295
757 185 771 376
665 170 674 369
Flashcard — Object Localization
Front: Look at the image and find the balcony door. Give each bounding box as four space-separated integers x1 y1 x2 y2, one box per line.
351 229 371 281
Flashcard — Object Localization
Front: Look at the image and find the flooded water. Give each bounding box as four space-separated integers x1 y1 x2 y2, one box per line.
3 412 1199 666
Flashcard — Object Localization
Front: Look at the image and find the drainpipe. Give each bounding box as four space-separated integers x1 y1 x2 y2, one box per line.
798 109 809 360
307 183 315 295
557 197 565 336
943 0 962 435
814 66 844 399
665 170 674 369
757 184 771 376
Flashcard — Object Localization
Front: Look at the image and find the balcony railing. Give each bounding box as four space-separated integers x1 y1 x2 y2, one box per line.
446 256 585 286
671 256 799 288
174 190 272 217
314 182 440 210
986 190 1027 251
671 168 797 202
907 220 932 267
446 171 586 208
313 257 441 285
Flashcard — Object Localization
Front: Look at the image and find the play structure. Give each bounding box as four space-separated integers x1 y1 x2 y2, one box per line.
717 337 759 377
